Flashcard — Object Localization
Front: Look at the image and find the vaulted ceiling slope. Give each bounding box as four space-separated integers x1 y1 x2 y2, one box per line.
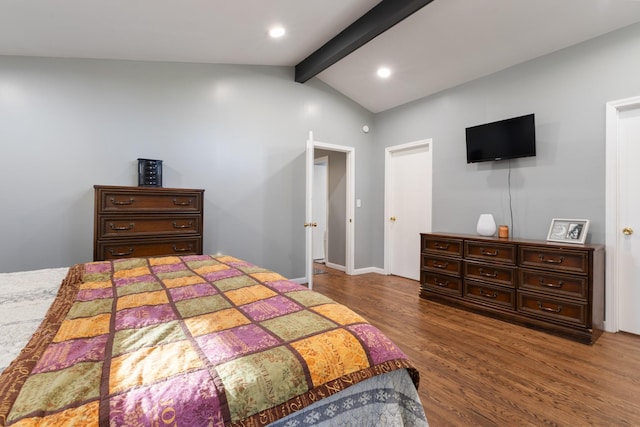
1 0 640 113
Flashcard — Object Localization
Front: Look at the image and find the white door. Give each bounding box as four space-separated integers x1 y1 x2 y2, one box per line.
313 158 328 262
385 140 432 280
618 106 640 335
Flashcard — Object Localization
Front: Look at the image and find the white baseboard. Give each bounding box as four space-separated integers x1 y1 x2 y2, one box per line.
289 277 307 285
325 262 345 271
352 267 385 275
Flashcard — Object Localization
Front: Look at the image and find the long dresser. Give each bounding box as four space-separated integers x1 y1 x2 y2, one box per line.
94 185 204 261
420 232 604 344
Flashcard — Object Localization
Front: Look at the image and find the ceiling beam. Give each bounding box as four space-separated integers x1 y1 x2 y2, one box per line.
294 0 435 83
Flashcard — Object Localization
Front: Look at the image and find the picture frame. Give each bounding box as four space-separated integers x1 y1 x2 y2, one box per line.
546 218 590 244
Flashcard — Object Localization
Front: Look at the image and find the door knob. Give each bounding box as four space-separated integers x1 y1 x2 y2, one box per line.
390 216 397 222
623 227 634 235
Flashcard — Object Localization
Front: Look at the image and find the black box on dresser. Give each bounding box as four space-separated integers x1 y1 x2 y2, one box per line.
420 232 605 344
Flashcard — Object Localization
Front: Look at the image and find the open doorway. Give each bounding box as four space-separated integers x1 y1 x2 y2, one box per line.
304 132 354 289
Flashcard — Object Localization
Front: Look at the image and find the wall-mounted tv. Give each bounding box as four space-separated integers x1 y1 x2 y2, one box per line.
465 114 536 163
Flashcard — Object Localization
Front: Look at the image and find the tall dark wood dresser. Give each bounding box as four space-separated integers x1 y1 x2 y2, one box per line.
93 185 204 261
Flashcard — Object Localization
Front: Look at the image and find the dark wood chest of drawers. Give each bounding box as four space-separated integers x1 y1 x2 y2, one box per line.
420 232 604 344
94 185 204 261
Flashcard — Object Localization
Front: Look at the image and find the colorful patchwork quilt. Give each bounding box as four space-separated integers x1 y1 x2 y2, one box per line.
0 255 422 426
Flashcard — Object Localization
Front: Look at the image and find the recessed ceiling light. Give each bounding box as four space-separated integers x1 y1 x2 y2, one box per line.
377 67 392 79
269 26 286 39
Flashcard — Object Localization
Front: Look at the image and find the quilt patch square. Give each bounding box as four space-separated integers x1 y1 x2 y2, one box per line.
175 294 231 318
347 324 408 365
260 310 337 342
33 334 109 374
113 274 158 289
151 262 188 275
117 290 169 311
191 263 228 275
67 298 113 319
7 362 102 423
240 295 303 321
148 256 183 266
83 262 112 282
209 275 260 293
224 284 277 306
312 303 367 326
54 313 110 342
169 282 218 302
113 258 149 272
201 268 244 284
286 290 335 307
291 329 369 387
76 287 114 301
79 279 112 290
116 280 163 297
250 272 287 283
112 320 186 356
110 340 203 394
115 304 177 331
196 324 280 365
113 265 151 278
109 369 224 427
184 308 251 337
217 346 307 421
162 274 206 289
12 400 100 427
263 279 307 293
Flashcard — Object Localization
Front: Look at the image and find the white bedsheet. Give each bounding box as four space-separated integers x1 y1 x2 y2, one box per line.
0 267 68 373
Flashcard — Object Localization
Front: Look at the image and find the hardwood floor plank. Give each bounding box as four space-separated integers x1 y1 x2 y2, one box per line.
310 265 640 426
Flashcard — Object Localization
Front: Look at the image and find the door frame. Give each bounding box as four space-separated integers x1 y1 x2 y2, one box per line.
605 95 640 333
384 139 433 275
305 132 355 289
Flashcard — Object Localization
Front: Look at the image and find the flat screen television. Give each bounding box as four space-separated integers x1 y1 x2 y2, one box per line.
465 113 536 163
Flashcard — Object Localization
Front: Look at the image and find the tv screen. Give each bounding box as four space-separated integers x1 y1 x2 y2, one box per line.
465 114 536 163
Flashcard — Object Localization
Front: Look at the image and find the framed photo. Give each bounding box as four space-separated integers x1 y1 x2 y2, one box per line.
546 218 590 244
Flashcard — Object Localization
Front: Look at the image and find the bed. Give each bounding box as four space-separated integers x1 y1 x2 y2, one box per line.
0 254 428 426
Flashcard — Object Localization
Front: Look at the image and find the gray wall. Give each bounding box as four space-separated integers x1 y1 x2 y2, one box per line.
371 22 640 267
0 57 374 275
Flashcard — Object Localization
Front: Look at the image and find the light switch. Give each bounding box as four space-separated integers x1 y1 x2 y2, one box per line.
356 199 362 208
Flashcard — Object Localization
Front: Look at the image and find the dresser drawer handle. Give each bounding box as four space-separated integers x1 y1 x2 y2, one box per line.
110 197 135 206
432 261 449 269
479 268 498 278
434 243 450 250
109 222 134 231
539 278 564 288
538 255 564 264
480 249 499 256
480 289 498 299
537 301 562 313
172 221 193 229
109 247 134 257
173 198 193 206
172 244 193 253
434 278 449 287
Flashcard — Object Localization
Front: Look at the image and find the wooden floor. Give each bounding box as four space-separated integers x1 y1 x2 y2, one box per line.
311 264 640 427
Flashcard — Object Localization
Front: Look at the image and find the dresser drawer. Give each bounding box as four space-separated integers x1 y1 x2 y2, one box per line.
421 271 462 296
421 235 463 256
464 261 516 288
421 254 462 276
464 241 516 265
98 188 202 213
98 215 201 238
517 292 588 327
519 246 589 274
464 280 515 310
95 237 202 261
518 268 588 300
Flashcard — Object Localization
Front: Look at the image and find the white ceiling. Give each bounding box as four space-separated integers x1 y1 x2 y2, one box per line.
2 0 640 113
